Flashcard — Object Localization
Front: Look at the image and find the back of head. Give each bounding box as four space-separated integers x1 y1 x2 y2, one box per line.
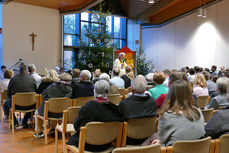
28 64 36 73
94 80 110 98
216 77 229 94
212 65 217 71
202 71 210 81
72 68 81 78
19 65 28 75
132 75 147 94
194 66 201 73
146 73 154 83
1 65 6 70
224 70 229 78
80 70 91 81
94 69 101 78
44 69 59 82
125 66 132 74
99 73 110 82
161 80 200 121
194 73 207 88
4 70 13 79
189 68 195 75
163 69 171 77
112 67 120 76
153 71 165 85
60 73 72 82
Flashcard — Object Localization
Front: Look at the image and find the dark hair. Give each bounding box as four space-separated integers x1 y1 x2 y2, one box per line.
1 65 6 70
212 65 217 70
160 80 200 121
4 70 13 79
185 66 189 70
189 68 195 75
204 68 210 72
224 71 229 78
19 65 28 74
194 66 200 73
202 71 210 80
212 75 218 83
169 72 184 84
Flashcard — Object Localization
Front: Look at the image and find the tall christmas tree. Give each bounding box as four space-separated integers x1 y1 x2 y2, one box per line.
136 47 155 76
75 8 117 73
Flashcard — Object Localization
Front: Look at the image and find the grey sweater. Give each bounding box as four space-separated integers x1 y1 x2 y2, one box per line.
207 94 229 109
158 110 205 146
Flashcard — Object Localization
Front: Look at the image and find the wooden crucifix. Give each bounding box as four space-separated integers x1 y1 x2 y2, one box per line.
29 33 37 51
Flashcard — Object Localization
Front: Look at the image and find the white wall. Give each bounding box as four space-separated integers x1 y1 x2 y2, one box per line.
127 20 140 51
142 0 229 71
2 2 61 73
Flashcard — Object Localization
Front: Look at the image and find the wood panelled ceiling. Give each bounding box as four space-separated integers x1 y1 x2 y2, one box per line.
14 0 99 12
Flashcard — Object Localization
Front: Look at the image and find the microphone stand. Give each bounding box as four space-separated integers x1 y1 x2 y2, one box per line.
9 59 23 70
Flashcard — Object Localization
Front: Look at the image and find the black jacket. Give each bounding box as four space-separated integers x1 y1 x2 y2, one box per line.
205 106 229 139
121 75 131 89
71 81 94 99
36 81 53 94
67 101 121 152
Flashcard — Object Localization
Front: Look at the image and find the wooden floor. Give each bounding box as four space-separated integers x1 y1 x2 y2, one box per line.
0 120 64 153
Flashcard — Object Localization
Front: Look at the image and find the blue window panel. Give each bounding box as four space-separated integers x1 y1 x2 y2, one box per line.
121 40 127 48
64 35 79 46
64 50 75 70
114 17 121 38
121 18 127 40
91 13 100 22
75 13 80 35
64 14 76 34
81 22 89 42
106 16 112 34
114 39 121 49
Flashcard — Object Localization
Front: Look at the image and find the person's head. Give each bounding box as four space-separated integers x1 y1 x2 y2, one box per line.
60 73 72 82
189 68 195 75
72 68 81 78
43 69 60 82
185 66 189 73
153 71 165 85
94 69 101 78
194 66 201 74
1 65 6 72
180 67 185 73
200 67 203 73
118 53 125 61
163 69 171 78
80 70 91 81
160 80 200 121
168 72 184 87
60 67 65 74
224 70 229 78
112 67 120 77
220 66 225 72
125 66 132 74
131 75 147 94
211 65 217 71
202 71 210 81
99 73 110 82
212 75 219 83
94 80 110 98
194 73 207 88
28 64 36 73
19 65 29 75
127 72 134 79
204 68 210 72
4 70 13 79
216 77 229 94
145 73 154 83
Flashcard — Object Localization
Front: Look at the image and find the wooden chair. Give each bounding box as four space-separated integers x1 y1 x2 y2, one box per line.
9 92 39 134
121 116 157 147
201 108 214 123
72 96 94 106
1 90 8 126
108 94 121 105
55 106 81 153
197 96 210 109
36 97 71 145
112 144 166 153
166 137 215 153
215 134 229 153
66 121 123 153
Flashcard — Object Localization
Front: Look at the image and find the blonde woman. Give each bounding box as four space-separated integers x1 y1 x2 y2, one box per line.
193 73 209 97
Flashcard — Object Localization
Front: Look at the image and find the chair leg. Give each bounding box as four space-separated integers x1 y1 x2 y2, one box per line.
55 128 58 153
0 106 3 126
35 116 39 138
12 111 15 134
62 132 66 153
31 112 34 125
9 110 11 129
44 120 48 145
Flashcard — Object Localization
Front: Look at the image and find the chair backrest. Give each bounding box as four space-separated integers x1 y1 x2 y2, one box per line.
127 116 157 139
14 92 36 107
125 87 132 95
48 97 71 114
67 106 81 124
1 90 8 106
171 137 211 153
216 134 229 153
112 144 161 153
197 96 210 109
108 94 121 105
74 96 94 106
84 122 121 146
118 88 126 97
201 108 214 123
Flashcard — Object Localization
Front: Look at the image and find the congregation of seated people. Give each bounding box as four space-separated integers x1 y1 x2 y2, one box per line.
1 64 229 152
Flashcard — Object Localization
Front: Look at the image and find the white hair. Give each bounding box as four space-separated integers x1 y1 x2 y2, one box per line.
99 73 110 82
132 75 147 94
146 73 154 82
118 52 125 58
216 77 229 94
94 80 110 98
80 70 91 81
60 73 72 81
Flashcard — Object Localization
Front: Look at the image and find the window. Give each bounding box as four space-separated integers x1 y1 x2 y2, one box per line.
63 12 127 69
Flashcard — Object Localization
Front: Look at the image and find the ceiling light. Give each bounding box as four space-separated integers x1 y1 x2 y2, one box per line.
148 0 155 4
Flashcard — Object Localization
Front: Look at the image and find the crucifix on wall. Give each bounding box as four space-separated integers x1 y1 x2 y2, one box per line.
29 32 37 51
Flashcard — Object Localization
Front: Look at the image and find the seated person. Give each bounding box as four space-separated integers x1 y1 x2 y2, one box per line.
207 77 229 109
119 76 157 145
99 73 119 94
37 69 59 94
34 73 72 137
205 91 229 139
145 73 157 90
67 80 121 152
71 70 94 98
193 73 209 98
144 80 205 146
162 69 171 88
0 70 13 92
110 67 125 89
149 71 169 100
121 66 133 89
3 65 36 127
202 71 217 97
71 68 81 85
92 69 101 84
28 64 41 88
